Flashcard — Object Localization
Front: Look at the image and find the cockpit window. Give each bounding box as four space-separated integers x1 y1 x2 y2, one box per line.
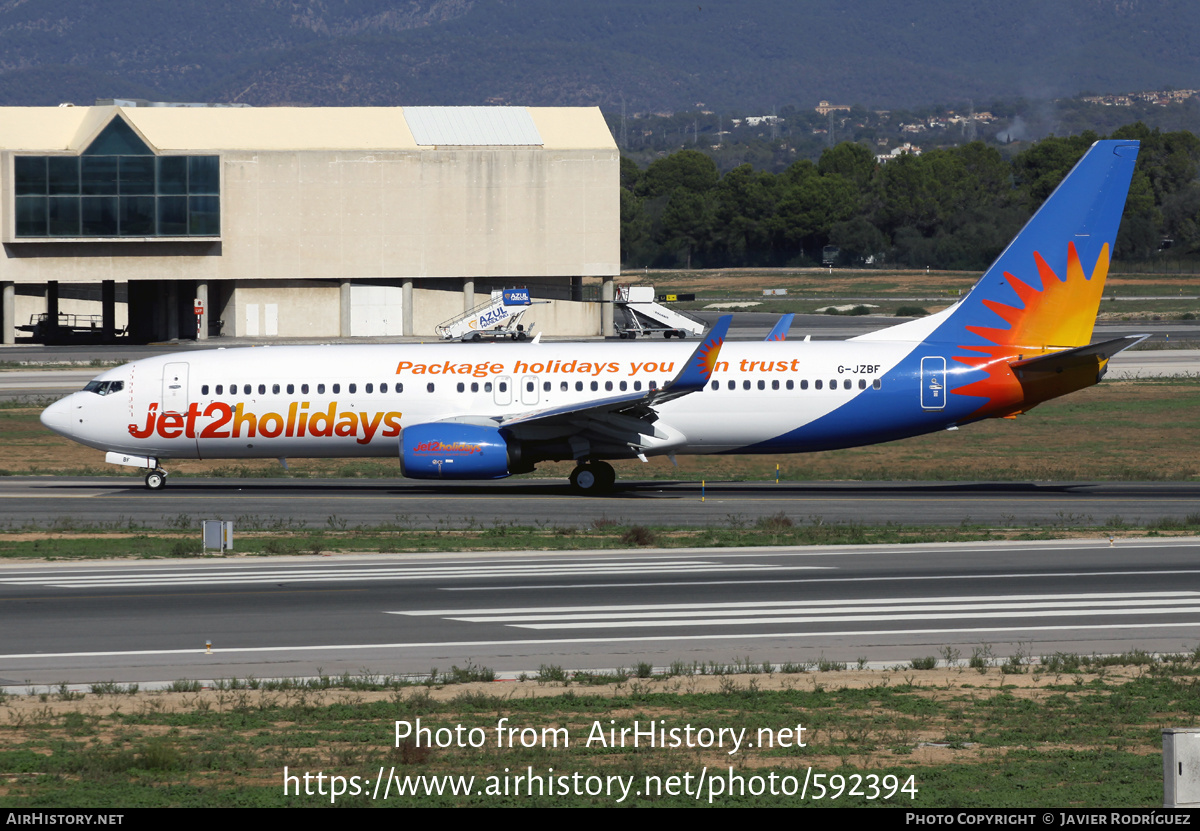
82 380 123 396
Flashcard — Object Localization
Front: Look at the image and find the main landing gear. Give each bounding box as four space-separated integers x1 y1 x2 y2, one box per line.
569 461 616 494
144 469 168 490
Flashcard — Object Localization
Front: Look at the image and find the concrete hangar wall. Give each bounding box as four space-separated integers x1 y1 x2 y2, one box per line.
0 104 619 343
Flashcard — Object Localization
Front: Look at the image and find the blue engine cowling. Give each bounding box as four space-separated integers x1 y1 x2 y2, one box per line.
399 423 518 480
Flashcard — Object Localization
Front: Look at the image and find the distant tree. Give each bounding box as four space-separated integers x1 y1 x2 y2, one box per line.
637 150 719 199
817 142 876 190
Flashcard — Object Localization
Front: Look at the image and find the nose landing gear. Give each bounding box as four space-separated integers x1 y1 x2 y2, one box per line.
144 469 168 490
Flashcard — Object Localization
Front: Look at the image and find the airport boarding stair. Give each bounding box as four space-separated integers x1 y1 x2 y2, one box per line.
614 286 706 339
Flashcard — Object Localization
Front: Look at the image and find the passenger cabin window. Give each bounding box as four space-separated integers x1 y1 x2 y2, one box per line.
348 384 356 394
301 384 309 394
317 384 325 394
201 384 209 395
365 383 373 394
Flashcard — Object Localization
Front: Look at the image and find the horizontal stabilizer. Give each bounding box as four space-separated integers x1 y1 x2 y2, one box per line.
1009 335 1148 374
1004 335 1148 412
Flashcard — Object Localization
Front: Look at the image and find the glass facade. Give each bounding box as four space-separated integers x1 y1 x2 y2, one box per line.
12 119 220 239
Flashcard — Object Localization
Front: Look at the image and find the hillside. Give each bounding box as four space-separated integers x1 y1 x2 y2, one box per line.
0 0 1198 111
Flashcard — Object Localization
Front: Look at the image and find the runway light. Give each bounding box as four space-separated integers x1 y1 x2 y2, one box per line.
206 640 212 654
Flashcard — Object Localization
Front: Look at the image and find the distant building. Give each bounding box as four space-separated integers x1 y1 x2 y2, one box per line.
815 100 851 116
876 143 921 163
0 104 619 343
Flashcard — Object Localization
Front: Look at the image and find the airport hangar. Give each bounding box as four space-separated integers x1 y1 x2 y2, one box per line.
0 103 619 344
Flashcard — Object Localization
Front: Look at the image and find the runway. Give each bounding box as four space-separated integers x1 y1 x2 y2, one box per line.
2 538 1198 685
2 477 1198 528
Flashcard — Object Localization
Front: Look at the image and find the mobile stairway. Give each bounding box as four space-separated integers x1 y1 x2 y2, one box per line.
436 288 534 341
614 286 706 339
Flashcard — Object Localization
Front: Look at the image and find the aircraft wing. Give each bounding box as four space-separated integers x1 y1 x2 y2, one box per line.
495 316 731 454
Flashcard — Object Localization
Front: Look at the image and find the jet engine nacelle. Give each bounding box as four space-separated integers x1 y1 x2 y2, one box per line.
399 423 518 480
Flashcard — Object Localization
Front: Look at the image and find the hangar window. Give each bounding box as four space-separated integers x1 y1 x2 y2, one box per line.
13 118 221 239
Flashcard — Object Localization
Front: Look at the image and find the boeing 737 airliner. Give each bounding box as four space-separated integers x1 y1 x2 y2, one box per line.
41 140 1144 493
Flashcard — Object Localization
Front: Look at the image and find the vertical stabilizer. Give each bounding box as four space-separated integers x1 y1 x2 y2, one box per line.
857 140 1139 351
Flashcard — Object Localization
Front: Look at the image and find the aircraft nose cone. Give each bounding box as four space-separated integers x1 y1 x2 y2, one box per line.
40 396 73 436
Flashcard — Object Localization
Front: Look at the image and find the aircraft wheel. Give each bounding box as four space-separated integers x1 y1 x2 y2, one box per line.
569 461 615 494
145 471 167 490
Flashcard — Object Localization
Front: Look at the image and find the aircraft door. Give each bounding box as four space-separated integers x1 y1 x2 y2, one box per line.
162 362 190 413
521 375 539 406
494 376 512 406
920 356 946 410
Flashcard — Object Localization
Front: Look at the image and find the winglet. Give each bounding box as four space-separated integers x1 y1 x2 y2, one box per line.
764 313 794 342
657 315 731 400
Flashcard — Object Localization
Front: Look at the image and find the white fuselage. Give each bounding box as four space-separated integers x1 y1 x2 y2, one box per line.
41 337 933 464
